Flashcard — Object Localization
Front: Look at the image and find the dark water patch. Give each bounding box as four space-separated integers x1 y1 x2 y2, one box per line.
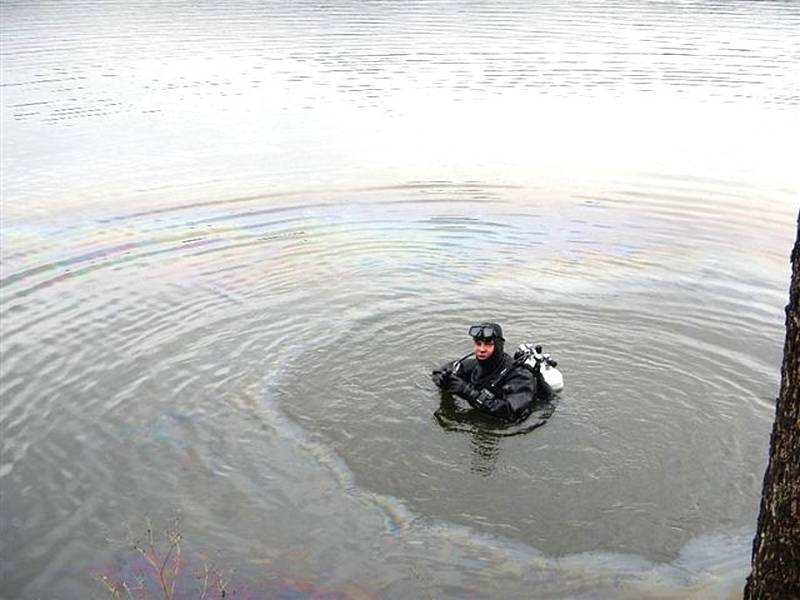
434 396 557 438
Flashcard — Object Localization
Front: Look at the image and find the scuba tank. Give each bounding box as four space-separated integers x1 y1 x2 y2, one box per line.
515 343 564 393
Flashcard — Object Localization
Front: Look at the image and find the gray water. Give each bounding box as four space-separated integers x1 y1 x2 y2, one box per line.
1 1 798 598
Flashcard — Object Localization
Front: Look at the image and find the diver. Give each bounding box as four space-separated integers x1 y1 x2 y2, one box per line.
431 322 540 422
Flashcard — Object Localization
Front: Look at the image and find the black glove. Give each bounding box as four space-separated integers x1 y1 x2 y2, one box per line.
446 375 473 398
431 368 453 388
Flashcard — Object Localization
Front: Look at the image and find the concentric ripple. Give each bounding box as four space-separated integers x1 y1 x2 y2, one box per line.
1 180 794 596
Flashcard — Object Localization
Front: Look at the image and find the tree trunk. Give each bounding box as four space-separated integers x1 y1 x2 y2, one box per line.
743 210 800 599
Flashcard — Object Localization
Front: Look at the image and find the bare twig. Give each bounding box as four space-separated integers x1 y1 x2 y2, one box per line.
197 556 210 600
156 533 181 600
96 574 122 599
121 581 136 600
213 564 234 599
101 517 236 600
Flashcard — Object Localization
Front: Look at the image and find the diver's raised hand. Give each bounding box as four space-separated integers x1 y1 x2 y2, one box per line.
431 367 453 388
446 375 474 398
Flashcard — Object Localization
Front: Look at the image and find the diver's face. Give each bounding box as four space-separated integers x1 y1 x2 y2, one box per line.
473 339 495 361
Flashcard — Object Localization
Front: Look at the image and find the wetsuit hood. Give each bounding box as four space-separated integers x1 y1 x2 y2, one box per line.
472 322 505 374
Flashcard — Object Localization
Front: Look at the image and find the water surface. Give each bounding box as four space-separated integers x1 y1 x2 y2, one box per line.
1 1 798 598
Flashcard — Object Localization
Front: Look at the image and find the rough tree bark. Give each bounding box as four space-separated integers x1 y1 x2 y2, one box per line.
743 210 800 599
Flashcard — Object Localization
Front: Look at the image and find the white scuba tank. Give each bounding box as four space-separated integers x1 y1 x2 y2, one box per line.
517 343 564 393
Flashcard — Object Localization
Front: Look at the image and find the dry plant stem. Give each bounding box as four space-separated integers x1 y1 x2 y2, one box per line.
158 534 181 600
198 559 210 600
126 518 183 600
121 581 136 600
96 572 138 600
97 574 121 600
104 518 227 600
215 568 232 597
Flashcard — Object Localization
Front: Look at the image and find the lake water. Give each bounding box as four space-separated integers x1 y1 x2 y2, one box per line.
1 1 798 598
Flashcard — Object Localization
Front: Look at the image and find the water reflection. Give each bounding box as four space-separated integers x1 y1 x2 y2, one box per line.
468 428 501 477
434 391 556 475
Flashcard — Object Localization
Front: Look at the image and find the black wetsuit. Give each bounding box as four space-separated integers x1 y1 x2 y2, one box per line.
433 349 537 422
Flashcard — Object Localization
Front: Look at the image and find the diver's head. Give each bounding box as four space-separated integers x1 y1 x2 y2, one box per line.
469 322 505 363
